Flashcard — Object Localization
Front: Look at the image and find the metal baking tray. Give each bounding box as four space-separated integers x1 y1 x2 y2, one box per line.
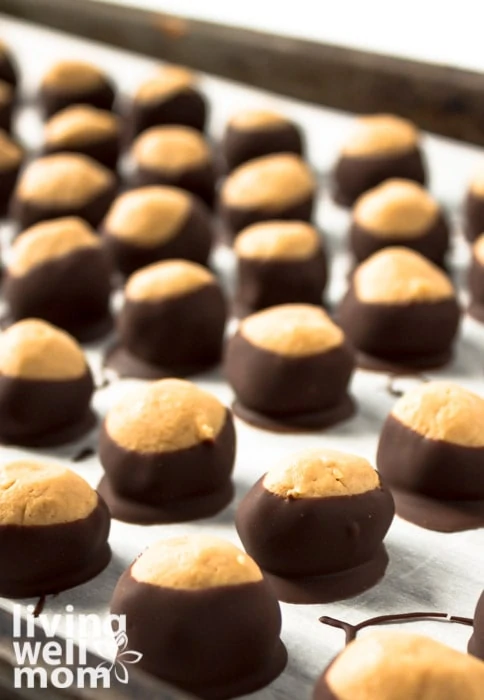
0 12 483 700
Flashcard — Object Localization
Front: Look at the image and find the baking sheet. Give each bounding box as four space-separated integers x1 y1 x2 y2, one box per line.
1 13 484 700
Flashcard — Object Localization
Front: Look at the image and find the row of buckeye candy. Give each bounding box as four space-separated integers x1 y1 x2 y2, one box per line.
0 241 472 437
0 209 473 382
0 320 483 537
0 446 483 699
1 34 484 238
2 114 484 244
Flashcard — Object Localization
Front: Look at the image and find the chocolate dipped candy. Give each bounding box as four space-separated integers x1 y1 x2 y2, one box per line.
0 80 13 133
129 125 215 206
125 65 207 140
11 153 116 229
0 319 96 447
233 220 327 316
468 234 484 322
0 460 110 598
314 631 484 700
43 105 121 170
464 162 484 242
0 129 22 215
222 109 304 172
4 217 113 341
225 304 355 431
350 179 449 266
338 248 460 371
219 153 316 240
377 381 484 532
333 114 427 207
100 186 213 278
39 60 115 117
97 380 236 523
110 535 286 698
106 260 226 378
236 447 394 603
0 40 18 89
469 591 484 660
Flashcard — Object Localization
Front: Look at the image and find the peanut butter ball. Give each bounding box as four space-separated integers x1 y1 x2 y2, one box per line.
350 179 449 265
237 447 394 603
233 221 327 316
0 79 13 133
0 319 95 446
11 153 116 229
0 40 18 89
464 162 484 242
0 460 110 598
469 590 484 660
0 128 22 215
222 109 304 171
110 535 286 698
225 304 355 431
469 233 484 322
125 65 207 140
129 126 216 206
43 105 121 170
98 380 236 523
314 631 484 700
4 217 113 341
338 248 460 371
377 381 484 531
39 60 115 117
219 153 316 240
106 260 226 379
100 186 213 278
332 114 427 206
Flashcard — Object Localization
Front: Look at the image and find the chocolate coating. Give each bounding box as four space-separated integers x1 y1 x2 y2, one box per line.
0 100 12 135
377 415 484 531
220 196 313 242
126 82 207 140
0 164 20 217
98 411 235 524
43 106 120 171
0 494 110 598
234 248 327 317
0 130 22 216
4 246 113 342
0 370 95 447
0 44 18 89
225 331 355 430
219 154 316 239
236 478 394 603
11 184 116 230
109 282 226 379
11 155 116 230
129 126 215 207
132 160 215 208
223 119 303 172
111 571 286 698
338 288 460 371
350 212 449 266
40 74 115 118
468 247 484 323
465 190 484 243
333 148 427 207
469 591 484 660
101 194 213 278
0 81 13 133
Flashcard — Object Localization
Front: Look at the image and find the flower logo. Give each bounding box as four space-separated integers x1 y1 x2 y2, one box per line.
96 631 143 684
